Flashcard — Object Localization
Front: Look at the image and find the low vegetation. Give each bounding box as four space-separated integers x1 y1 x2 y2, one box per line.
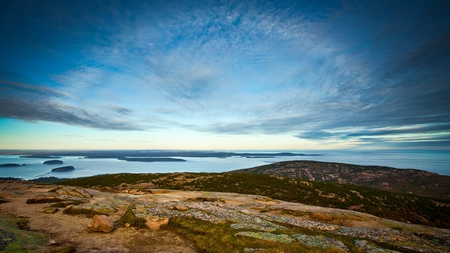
165 217 357 253
234 160 450 200
58 172 450 228
0 213 48 252
118 206 147 229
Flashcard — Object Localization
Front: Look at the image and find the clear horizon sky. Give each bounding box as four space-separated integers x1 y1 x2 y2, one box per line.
0 0 449 151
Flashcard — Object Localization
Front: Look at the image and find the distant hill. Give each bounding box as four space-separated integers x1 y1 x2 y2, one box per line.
233 160 450 200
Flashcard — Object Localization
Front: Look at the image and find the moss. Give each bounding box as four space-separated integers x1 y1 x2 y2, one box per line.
0 213 49 253
118 207 147 229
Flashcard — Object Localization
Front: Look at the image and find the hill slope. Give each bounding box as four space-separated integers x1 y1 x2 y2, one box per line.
2 180 450 253
233 160 450 200
57 172 450 228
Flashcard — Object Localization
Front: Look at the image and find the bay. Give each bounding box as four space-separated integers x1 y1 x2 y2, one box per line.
0 150 448 180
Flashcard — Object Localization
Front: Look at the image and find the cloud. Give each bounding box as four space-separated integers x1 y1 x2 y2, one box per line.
0 79 66 97
296 124 450 150
0 79 142 131
1 0 449 149
109 106 133 116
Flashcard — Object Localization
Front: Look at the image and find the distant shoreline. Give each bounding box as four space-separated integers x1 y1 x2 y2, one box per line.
8 150 321 159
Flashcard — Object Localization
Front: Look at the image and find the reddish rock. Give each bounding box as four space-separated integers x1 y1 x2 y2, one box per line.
146 217 169 230
87 215 114 233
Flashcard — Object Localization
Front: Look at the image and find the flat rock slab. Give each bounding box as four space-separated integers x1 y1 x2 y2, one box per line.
292 234 348 251
26 193 89 204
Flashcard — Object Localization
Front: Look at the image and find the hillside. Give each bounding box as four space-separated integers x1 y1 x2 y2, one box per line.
233 160 450 200
2 180 450 253
57 172 450 229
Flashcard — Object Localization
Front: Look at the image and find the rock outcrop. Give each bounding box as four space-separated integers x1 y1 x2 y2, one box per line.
25 194 89 205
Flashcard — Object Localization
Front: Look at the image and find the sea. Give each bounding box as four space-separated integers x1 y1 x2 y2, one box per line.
0 150 449 180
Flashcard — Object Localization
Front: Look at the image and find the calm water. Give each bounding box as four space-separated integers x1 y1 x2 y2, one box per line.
0 150 449 180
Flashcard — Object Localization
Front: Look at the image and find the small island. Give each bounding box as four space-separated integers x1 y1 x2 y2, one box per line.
52 166 75 172
0 163 23 167
43 160 64 165
117 157 186 162
20 155 62 159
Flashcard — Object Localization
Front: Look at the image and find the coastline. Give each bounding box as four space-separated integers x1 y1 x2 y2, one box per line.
0 150 449 181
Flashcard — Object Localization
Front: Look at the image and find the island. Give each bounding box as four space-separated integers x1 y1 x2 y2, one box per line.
43 160 64 165
117 157 186 162
51 166 75 172
0 163 23 167
20 155 62 159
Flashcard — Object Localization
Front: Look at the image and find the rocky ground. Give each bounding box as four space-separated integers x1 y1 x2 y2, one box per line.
0 181 449 252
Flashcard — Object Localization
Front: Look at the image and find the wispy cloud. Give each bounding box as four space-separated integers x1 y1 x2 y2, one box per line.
0 79 66 97
0 79 142 131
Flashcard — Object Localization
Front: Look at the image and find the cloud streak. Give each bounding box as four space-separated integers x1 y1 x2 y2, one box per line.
0 79 142 131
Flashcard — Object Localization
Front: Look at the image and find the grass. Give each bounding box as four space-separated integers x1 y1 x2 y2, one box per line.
57 172 450 228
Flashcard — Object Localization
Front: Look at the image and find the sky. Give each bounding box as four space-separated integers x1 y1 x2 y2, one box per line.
0 0 449 151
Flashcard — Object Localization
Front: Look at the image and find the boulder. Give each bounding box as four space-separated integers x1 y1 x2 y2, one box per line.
87 215 114 233
145 217 169 230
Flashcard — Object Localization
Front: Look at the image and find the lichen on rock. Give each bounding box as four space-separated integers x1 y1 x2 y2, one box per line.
292 234 348 251
235 231 294 243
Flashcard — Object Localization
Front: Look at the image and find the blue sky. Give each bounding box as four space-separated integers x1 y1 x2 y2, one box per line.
0 0 449 150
